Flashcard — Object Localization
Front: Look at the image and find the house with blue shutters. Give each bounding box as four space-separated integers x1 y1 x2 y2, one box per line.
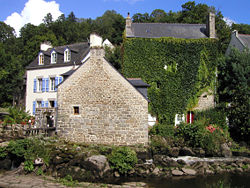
25 41 90 115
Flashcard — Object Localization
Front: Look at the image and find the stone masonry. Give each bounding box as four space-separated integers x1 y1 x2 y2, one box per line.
57 36 148 145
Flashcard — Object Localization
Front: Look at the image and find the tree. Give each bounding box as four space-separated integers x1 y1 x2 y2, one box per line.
150 9 167 22
132 13 150 23
232 23 250 34
43 13 53 26
218 49 250 143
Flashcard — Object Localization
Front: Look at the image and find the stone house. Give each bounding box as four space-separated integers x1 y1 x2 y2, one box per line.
125 12 217 126
226 30 250 55
56 34 149 145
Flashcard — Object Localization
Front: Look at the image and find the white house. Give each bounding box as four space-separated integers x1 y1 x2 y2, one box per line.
25 41 90 115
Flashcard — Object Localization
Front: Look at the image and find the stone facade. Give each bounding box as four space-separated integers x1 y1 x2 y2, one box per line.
194 90 215 111
57 40 148 145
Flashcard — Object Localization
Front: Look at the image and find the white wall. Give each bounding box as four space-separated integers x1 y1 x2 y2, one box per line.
25 66 78 115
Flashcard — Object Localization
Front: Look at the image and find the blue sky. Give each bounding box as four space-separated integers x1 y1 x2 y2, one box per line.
1 0 250 36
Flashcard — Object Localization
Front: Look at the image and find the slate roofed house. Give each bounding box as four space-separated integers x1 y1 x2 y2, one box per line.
124 12 217 126
126 12 216 39
226 30 250 55
56 34 149 145
25 41 90 116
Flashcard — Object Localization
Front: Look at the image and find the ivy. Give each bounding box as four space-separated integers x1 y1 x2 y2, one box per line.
123 37 219 124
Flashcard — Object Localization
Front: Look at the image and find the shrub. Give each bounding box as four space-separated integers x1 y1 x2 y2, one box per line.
149 123 176 138
0 146 8 158
108 147 138 174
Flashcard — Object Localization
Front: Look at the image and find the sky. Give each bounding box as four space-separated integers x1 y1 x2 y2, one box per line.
1 0 250 36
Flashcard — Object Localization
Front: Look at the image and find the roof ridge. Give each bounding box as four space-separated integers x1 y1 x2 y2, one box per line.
132 22 206 26
55 42 89 49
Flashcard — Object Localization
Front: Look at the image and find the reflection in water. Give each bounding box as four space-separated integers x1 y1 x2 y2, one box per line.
116 173 250 188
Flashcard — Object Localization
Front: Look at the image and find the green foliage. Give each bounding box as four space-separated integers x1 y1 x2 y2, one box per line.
218 48 250 143
194 107 227 130
104 46 122 72
59 175 78 187
3 106 30 125
232 23 250 34
0 146 8 158
149 123 175 138
108 147 138 174
6 138 51 172
123 37 218 124
24 160 34 172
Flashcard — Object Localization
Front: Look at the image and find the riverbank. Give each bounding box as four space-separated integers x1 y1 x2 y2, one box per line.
0 171 147 188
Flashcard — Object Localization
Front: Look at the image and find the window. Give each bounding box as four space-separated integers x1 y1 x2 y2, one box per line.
38 78 43 92
51 51 57 64
38 53 44 65
49 101 55 107
50 77 55 91
73 106 79 115
64 48 71 62
37 101 42 108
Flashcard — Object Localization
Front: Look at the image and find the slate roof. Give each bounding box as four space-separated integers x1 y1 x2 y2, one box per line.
127 78 150 87
26 42 90 70
238 34 250 49
128 23 208 39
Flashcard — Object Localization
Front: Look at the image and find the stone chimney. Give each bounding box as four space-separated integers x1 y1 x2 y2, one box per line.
89 33 105 58
40 41 52 51
233 30 238 37
206 12 216 38
126 12 133 37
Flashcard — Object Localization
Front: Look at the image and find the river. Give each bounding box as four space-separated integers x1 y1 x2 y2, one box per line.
113 173 250 188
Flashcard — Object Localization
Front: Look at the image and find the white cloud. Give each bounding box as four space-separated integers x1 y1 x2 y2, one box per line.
4 0 63 37
223 17 236 27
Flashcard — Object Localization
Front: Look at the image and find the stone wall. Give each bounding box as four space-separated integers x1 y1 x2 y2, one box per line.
194 90 215 111
57 48 148 145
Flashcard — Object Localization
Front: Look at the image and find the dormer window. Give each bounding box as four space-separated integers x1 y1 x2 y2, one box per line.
51 50 57 64
38 53 44 65
64 48 71 62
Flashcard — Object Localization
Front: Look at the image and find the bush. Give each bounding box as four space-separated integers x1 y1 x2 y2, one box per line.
108 147 138 174
194 107 227 130
149 123 176 138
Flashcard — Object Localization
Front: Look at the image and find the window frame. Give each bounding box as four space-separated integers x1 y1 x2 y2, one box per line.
51 50 57 64
64 48 71 62
50 77 56 91
38 52 44 65
38 78 43 92
73 106 80 115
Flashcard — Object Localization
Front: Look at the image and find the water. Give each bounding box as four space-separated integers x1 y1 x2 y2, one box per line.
114 173 250 188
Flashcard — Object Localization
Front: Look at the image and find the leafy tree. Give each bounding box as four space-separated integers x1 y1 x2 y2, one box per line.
43 13 53 26
218 48 250 143
105 46 122 72
150 9 167 22
232 23 250 34
132 13 150 23
95 10 125 45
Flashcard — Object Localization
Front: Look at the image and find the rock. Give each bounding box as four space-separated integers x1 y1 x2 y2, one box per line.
152 167 160 176
180 147 195 156
221 143 232 157
206 169 214 174
170 147 180 157
84 155 110 177
53 156 64 165
114 171 120 177
0 158 12 170
181 168 196 175
34 158 44 166
177 159 187 165
172 169 183 176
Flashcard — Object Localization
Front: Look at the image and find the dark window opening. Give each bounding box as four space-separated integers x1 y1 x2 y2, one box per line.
50 101 55 107
73 106 79 115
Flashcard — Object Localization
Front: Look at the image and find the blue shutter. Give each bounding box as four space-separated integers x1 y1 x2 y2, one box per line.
59 76 63 84
46 78 49 92
55 77 59 91
33 79 37 93
54 101 57 108
45 101 49 108
42 78 45 92
33 101 36 115
41 101 44 107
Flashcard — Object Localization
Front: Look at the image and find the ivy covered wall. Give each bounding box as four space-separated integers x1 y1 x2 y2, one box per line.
123 37 219 124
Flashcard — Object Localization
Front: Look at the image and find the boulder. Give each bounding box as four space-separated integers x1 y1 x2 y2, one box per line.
180 147 195 156
170 147 180 157
221 143 232 157
181 168 197 175
172 169 183 176
84 155 110 178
